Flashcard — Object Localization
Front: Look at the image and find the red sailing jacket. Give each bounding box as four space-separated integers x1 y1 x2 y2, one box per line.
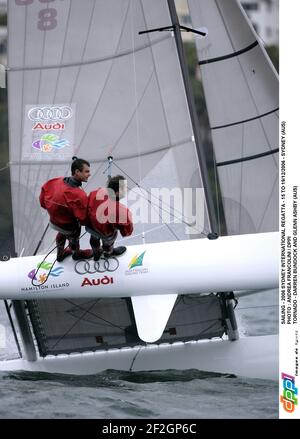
40 177 88 229
88 188 133 237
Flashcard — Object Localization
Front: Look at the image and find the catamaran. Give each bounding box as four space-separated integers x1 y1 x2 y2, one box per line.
0 0 278 380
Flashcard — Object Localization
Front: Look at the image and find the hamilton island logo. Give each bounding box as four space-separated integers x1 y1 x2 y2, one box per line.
126 251 148 275
32 133 69 153
28 262 64 284
22 261 68 292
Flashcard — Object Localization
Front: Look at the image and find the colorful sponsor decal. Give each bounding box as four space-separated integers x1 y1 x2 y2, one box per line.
32 122 65 131
125 251 148 276
23 103 75 161
32 133 69 152
280 372 298 413
28 261 64 285
81 276 114 287
128 251 146 269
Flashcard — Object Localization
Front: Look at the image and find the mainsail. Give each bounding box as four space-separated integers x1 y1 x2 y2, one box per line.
6 0 227 357
8 0 211 258
188 0 279 235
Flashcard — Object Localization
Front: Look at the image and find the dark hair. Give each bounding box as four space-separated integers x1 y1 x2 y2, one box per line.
107 175 126 193
71 156 90 175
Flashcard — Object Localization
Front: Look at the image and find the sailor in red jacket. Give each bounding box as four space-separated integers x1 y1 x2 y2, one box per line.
40 157 93 262
87 175 133 260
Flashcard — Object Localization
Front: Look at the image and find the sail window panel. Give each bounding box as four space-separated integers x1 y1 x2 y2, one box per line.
212 115 279 164
217 157 278 234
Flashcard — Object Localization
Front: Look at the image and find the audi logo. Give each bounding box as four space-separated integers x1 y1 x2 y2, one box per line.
28 106 73 121
74 258 119 275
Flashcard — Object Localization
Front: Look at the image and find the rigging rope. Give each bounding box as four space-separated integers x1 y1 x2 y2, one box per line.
113 160 210 237
30 229 87 287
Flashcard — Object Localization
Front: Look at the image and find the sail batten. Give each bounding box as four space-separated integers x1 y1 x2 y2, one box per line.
198 40 259 65
211 107 279 130
8 35 172 72
217 148 279 167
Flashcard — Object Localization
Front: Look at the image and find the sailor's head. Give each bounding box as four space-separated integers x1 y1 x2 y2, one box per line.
107 175 127 199
71 156 91 183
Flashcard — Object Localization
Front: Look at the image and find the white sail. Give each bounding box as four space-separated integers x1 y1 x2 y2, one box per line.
188 0 278 234
8 0 209 258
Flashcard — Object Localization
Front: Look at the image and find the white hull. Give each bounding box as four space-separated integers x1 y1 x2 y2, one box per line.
0 232 278 300
0 334 278 381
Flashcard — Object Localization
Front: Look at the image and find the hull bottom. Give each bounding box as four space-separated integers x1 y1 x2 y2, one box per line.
0 334 278 380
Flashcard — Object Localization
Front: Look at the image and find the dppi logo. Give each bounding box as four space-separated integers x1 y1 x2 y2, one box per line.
280 372 298 413
28 262 64 285
32 134 69 153
128 251 146 269
28 106 73 121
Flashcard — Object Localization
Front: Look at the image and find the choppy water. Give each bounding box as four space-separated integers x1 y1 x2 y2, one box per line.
0 370 277 419
0 290 278 419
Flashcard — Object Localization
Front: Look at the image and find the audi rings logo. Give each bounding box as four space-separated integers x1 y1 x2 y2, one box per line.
74 258 119 275
28 106 73 121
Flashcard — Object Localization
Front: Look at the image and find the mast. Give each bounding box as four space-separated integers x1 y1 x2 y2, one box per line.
167 0 218 235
